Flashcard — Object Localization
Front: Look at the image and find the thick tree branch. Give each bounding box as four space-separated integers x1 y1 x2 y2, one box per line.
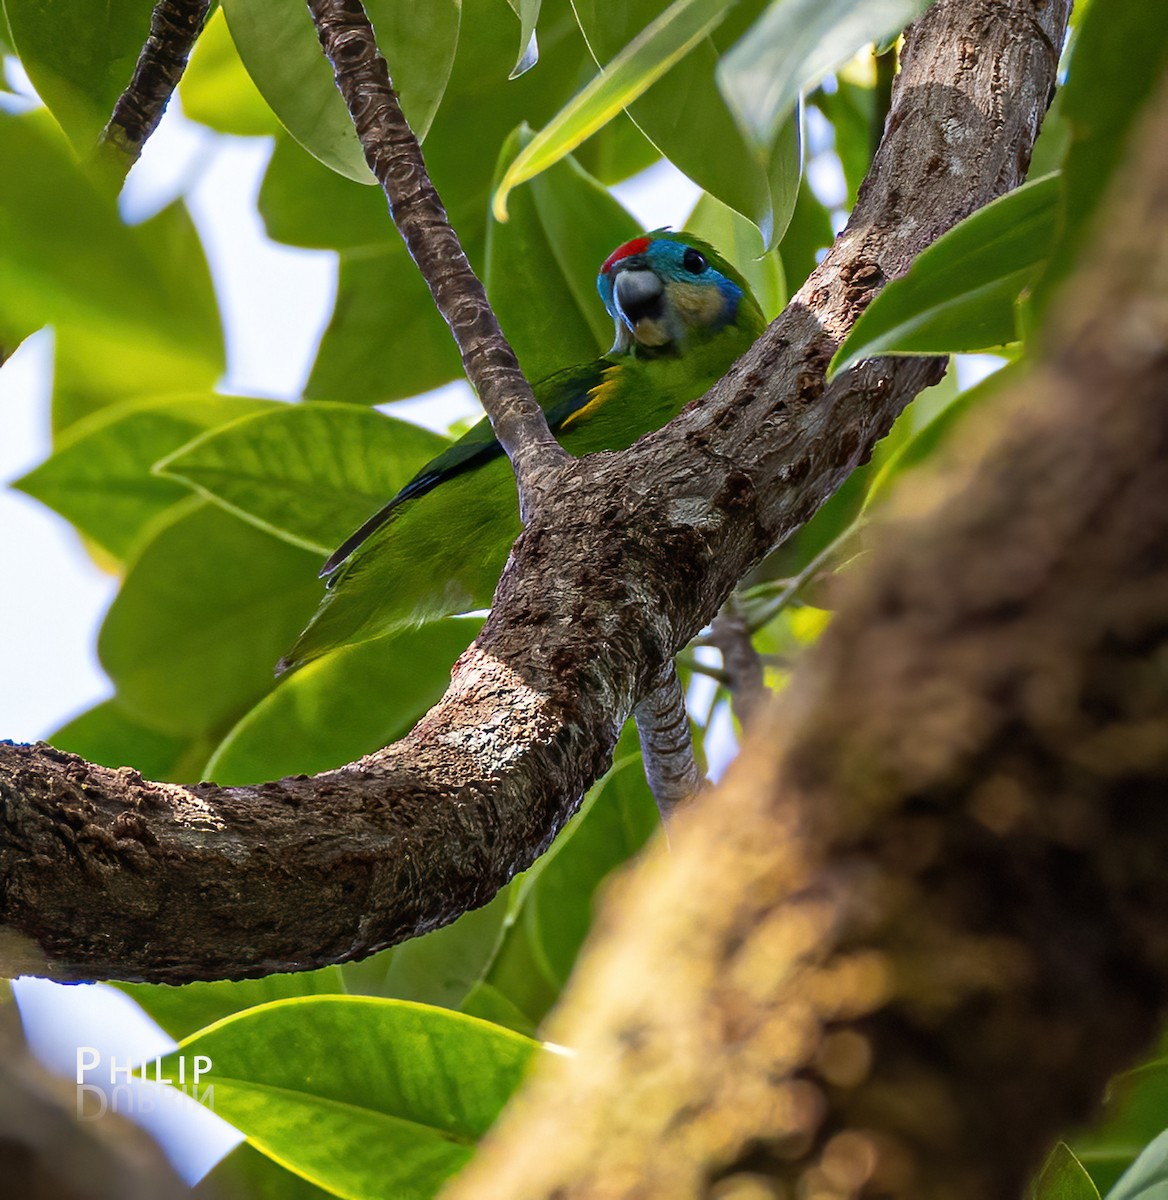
0 0 1067 982
443 62 1168 1200
97 0 210 169
306 0 566 510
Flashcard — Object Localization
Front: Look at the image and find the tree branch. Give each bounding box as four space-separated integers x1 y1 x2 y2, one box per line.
97 0 211 170
305 0 566 511
442 66 1168 1200
634 663 701 820
0 0 1068 983
708 597 767 726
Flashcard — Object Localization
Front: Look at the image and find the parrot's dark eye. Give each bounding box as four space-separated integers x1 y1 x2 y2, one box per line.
682 248 708 275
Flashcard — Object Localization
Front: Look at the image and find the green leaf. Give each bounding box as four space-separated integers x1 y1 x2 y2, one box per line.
204 618 481 784
493 0 733 220
862 362 1018 510
119 969 346 1044
344 888 511 1009
306 245 466 405
1104 1130 1168 1200
830 173 1061 377
195 1144 336 1200
221 0 460 183
156 996 539 1200
523 756 658 988
157 403 451 555
574 0 799 247
179 7 282 137
1074 1060 1168 1196
49 199 225 436
686 190 787 320
0 112 223 380
15 395 269 562
51 699 212 784
258 134 394 251
1033 0 1168 312
777 176 834 291
98 504 324 736
505 0 542 77
1034 1145 1102 1200
717 0 929 152
1 0 153 151
486 125 639 382
573 110 661 186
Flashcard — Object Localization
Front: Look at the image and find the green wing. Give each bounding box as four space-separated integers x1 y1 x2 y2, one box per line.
276 361 613 675
319 360 612 578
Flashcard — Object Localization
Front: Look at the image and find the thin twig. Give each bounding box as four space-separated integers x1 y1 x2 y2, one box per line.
305 0 567 514
707 597 767 726
635 662 701 821
97 0 211 170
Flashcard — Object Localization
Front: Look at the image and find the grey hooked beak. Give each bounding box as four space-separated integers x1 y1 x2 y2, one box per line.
613 267 664 329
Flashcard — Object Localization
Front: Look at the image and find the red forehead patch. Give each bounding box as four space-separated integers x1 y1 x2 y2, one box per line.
601 236 651 274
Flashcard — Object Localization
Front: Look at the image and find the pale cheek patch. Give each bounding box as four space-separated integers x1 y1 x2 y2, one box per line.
668 280 726 329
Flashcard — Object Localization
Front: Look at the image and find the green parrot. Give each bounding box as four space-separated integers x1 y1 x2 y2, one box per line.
276 231 766 675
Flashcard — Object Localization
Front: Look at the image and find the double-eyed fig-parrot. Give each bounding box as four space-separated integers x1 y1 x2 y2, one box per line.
276 231 765 675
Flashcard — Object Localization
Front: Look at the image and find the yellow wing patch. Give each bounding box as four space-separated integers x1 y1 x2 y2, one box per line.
558 367 623 431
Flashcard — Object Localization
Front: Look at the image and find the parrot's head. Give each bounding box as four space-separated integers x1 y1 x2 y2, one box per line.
597 231 764 355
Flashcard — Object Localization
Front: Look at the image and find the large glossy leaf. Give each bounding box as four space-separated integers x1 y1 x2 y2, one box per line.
718 0 929 153
0 112 222 383
553 0 801 246
221 0 460 182
51 699 212 784
178 7 282 137
492 0 732 220
1034 0 1168 312
1103 1130 1168 1200
259 134 395 251
344 888 511 1010
306 245 467 405
98 504 323 736
204 618 481 784
1034 1145 1103 1200
486 126 638 382
830 174 1060 377
157 403 450 555
523 755 659 988
195 1144 335 1200
1 0 153 151
119 970 346 1044
155 997 539 1200
15 395 269 561
49 200 225 436
686 190 787 320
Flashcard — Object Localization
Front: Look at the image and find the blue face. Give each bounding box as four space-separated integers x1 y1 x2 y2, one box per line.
596 236 744 351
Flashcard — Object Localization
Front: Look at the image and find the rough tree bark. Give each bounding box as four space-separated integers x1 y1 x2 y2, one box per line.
98 0 211 168
443 71 1168 1200
0 0 1067 983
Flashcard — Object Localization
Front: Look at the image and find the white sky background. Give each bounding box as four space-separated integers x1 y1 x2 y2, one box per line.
0 70 1000 1182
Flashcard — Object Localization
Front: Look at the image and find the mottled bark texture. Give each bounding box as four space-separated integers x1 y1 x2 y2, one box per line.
444 72 1168 1200
306 0 566 507
0 0 1067 983
98 0 210 167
